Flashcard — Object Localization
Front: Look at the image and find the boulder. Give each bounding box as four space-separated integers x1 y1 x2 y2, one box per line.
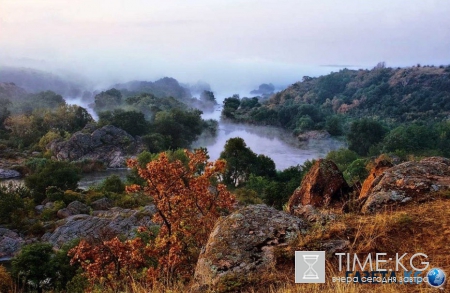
0 228 25 259
49 125 146 168
359 158 393 199
193 204 307 291
42 205 157 248
361 157 450 213
287 159 348 212
0 169 21 179
91 197 113 210
290 204 336 223
56 201 90 219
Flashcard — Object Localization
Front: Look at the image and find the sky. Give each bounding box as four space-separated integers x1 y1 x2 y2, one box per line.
1 0 449 92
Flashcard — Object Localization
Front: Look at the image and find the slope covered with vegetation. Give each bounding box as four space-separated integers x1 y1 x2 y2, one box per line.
223 64 450 158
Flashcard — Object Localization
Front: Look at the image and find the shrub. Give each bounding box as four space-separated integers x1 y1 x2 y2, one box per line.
235 188 263 205
25 160 81 204
0 265 13 293
99 175 125 193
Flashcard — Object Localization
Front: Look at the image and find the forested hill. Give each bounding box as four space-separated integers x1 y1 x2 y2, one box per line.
224 64 450 132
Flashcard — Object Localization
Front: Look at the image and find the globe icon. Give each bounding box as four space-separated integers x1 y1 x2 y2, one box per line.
427 268 446 287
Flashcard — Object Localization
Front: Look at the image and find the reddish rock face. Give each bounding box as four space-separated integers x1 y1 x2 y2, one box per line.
359 158 393 200
361 157 450 213
287 159 348 212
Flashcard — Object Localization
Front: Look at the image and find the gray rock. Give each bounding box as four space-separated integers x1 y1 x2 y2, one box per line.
49 125 146 168
193 204 307 291
91 197 113 210
320 239 349 254
0 228 25 259
67 201 90 214
56 209 72 219
0 169 21 179
291 204 336 223
42 205 158 248
35 205 45 214
361 157 450 213
57 201 90 219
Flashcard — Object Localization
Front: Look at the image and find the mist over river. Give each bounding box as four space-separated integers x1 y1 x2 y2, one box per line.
192 104 345 170
0 94 345 189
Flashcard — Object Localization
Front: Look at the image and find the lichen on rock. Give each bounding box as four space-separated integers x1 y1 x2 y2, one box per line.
192 204 307 291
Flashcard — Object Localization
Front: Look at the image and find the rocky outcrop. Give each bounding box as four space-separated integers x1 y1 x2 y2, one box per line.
193 204 307 291
360 157 450 213
0 228 25 259
287 159 348 212
91 197 113 210
359 158 393 199
297 130 330 141
0 169 21 179
49 125 146 168
56 201 90 219
42 205 157 248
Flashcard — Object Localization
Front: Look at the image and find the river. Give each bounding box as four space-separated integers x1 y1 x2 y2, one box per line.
191 105 344 170
1 103 344 188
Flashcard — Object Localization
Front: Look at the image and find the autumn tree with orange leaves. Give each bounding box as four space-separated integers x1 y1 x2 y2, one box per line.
69 236 146 291
126 149 235 283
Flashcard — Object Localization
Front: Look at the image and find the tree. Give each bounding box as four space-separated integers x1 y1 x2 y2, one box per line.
29 91 66 110
4 114 40 147
12 243 55 293
152 108 204 149
382 124 439 156
94 88 122 112
43 105 93 133
99 175 125 193
325 148 359 171
126 149 235 282
99 109 148 136
347 119 387 155
220 137 258 186
222 95 240 119
325 115 344 136
200 90 217 104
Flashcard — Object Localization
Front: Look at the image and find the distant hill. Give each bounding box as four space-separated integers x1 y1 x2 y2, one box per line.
0 82 28 101
223 64 450 130
0 66 86 97
113 77 192 101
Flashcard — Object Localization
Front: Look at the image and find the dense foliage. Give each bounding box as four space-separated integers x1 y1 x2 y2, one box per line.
125 149 235 282
221 64 450 159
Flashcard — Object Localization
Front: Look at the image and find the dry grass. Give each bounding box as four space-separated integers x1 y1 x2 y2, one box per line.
98 198 450 292
246 198 450 293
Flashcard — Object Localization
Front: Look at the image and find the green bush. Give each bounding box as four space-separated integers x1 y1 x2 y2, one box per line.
25 160 81 204
325 148 359 171
99 175 125 193
0 183 29 226
343 159 369 185
235 188 263 205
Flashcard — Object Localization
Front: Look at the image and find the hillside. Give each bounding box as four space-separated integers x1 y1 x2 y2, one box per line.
224 65 450 129
0 66 87 97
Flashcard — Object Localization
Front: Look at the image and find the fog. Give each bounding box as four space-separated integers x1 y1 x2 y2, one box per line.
192 120 344 170
1 0 449 92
